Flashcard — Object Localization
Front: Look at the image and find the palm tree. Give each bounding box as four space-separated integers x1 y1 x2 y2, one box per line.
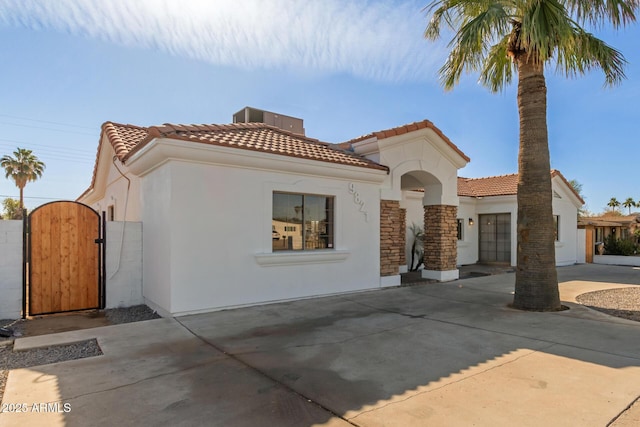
1 148 45 210
424 0 637 311
623 197 636 214
608 197 621 212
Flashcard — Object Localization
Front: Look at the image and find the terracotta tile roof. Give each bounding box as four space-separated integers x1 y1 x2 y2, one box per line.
102 122 150 159
458 170 584 204
458 173 519 197
121 122 387 171
343 120 470 162
79 120 388 200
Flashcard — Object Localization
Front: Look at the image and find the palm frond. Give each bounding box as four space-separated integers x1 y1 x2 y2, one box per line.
566 0 639 28
479 36 515 92
555 27 627 85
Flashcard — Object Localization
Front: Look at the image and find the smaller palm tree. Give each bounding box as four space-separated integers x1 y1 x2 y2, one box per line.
623 197 636 215
607 197 621 213
1 148 45 210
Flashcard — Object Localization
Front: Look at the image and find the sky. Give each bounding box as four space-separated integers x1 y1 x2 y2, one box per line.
0 0 639 214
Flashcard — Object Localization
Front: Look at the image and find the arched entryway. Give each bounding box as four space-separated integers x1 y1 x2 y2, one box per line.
379 164 460 283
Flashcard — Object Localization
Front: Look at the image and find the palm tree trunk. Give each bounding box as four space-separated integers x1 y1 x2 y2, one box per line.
512 57 561 311
19 185 24 210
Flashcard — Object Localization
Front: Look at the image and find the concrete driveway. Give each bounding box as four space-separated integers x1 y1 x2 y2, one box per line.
2 264 640 426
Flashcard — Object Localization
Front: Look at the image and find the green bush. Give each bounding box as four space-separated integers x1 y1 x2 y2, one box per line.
603 234 638 256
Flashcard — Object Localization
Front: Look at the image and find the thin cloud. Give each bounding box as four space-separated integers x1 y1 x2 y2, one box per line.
0 0 445 82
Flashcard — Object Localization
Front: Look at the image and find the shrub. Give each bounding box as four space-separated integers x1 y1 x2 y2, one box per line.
603 234 638 256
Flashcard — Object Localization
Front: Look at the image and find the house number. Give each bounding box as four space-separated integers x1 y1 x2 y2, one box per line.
348 183 369 222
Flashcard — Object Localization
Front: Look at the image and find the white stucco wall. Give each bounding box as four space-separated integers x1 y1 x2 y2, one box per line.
79 140 141 221
376 134 463 205
105 221 143 308
403 176 580 269
139 159 384 316
593 255 640 266
457 199 479 266
0 220 144 319
139 163 173 315
0 221 22 320
552 180 580 266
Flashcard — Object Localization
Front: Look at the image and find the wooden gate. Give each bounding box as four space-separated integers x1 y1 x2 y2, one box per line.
25 201 104 316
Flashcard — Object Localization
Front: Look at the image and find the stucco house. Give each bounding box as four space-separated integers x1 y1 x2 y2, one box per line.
400 171 583 269
79 107 582 316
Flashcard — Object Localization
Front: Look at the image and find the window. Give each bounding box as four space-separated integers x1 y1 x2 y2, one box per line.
457 219 464 241
272 192 334 251
554 215 560 241
108 205 115 221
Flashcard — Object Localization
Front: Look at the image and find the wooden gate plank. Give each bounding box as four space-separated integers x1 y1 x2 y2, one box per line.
50 204 62 313
59 203 72 312
29 201 101 315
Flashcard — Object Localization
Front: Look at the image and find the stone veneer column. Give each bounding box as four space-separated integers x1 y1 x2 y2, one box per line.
423 205 458 276
380 200 402 276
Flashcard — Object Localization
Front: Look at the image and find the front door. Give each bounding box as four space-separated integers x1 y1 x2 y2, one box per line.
479 213 511 263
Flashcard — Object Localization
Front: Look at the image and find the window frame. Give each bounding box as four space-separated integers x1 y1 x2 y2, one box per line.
457 218 464 241
272 191 335 252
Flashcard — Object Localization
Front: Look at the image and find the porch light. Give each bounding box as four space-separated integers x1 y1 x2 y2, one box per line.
469 218 474 226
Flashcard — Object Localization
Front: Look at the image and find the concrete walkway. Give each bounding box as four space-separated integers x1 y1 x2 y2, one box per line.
2 264 639 426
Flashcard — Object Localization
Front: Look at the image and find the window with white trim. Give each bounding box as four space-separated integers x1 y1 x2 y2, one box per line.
554 215 560 241
272 192 334 251
457 219 464 241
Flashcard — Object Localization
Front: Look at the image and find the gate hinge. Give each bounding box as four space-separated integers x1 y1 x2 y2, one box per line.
94 238 104 244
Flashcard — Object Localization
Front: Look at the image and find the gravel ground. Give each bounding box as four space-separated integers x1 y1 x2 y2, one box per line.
0 305 160 405
576 287 640 322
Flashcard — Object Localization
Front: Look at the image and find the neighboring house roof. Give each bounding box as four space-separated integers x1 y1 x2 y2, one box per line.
458 170 585 204
80 121 389 200
578 214 640 228
340 120 470 163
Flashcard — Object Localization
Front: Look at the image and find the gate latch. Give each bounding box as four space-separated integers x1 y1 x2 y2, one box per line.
94 238 104 244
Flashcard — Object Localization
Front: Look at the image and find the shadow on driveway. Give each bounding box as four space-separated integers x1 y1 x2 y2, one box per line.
2 264 639 426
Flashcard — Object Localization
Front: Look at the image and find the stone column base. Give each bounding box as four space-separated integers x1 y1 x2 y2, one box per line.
422 269 459 282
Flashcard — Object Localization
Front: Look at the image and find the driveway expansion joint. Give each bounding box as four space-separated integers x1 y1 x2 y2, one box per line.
608 393 640 426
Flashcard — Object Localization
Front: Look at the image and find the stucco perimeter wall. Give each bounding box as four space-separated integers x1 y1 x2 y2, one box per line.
0 220 22 319
140 160 383 316
105 221 143 309
593 255 640 267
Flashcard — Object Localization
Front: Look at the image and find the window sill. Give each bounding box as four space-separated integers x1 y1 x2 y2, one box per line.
255 250 350 266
